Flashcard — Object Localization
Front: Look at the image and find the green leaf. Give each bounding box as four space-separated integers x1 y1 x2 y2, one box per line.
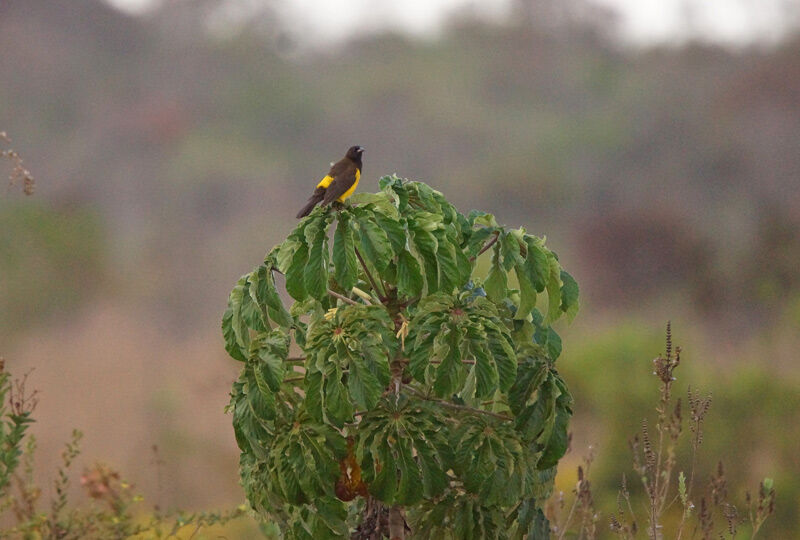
228 276 251 355
252 330 289 392
436 240 461 294
346 350 383 411
325 375 353 427
501 231 523 271
465 227 494 259
373 211 406 252
536 373 572 469
304 370 324 423
395 437 424 504
545 256 562 324
483 243 507 302
524 238 549 292
333 214 358 292
286 238 309 301
396 249 423 298
472 340 498 399
560 269 580 322
304 215 329 301
346 192 392 206
247 367 276 421
250 264 293 328
539 396 571 469
369 445 397 502
355 210 393 272
470 211 498 228
514 264 537 320
222 306 246 362
433 326 464 397
410 224 439 293
515 373 557 443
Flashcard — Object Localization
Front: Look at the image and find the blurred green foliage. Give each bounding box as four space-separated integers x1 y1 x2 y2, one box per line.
0 202 106 340
557 321 799 538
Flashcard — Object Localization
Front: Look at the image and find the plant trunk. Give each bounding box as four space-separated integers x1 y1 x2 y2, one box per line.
388 505 406 540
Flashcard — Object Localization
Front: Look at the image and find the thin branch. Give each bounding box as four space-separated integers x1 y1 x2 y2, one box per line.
429 359 476 365
286 357 306 364
403 386 512 421
283 376 305 383
397 296 420 309
354 247 387 301
327 289 359 306
469 230 500 262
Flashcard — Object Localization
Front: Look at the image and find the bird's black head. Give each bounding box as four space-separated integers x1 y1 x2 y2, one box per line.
345 145 365 164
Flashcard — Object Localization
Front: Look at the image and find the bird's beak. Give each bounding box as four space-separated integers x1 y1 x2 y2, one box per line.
358 147 365 153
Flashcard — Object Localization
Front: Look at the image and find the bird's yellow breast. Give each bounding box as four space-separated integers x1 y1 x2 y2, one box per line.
337 169 360 202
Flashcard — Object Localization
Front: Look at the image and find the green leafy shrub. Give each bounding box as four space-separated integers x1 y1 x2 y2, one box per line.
547 325 776 539
0 358 246 539
222 176 580 538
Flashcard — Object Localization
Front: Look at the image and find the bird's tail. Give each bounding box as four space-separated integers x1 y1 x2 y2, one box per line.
296 194 324 218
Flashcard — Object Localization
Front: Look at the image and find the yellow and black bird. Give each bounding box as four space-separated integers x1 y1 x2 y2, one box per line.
296 145 364 218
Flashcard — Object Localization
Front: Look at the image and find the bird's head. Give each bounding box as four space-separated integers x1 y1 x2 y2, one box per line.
346 145 365 162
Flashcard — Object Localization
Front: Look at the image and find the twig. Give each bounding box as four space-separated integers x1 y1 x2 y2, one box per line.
429 359 476 365
403 386 512 421
328 289 360 306
469 230 500 262
354 247 387 301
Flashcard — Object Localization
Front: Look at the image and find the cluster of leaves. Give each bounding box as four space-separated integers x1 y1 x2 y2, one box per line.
0 358 246 539
223 176 580 538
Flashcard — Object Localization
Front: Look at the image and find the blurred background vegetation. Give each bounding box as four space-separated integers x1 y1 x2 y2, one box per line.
1 0 799 537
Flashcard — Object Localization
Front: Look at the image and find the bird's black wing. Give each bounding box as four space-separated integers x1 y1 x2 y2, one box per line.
322 160 358 205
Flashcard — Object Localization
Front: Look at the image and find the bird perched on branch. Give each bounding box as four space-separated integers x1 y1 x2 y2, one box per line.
296 145 364 218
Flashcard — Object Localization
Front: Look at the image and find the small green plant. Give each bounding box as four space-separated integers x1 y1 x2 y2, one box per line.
223 176 580 538
0 358 246 539
548 324 775 539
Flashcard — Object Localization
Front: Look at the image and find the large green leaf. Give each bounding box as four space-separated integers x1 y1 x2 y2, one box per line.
409 221 439 294
545 256 562 323
332 213 358 292
508 349 549 416
433 325 464 397
396 248 423 298
373 211 406 252
286 238 309 301
303 214 329 301
514 263 537 320
560 269 580 322
344 347 384 411
354 209 392 272
222 305 246 362
501 230 523 272
249 263 293 328
225 276 251 360
251 329 290 392
523 237 549 292
484 242 507 302
539 373 573 469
